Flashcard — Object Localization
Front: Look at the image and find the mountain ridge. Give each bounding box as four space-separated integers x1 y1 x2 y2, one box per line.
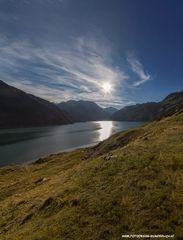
104 107 118 116
112 90 183 121
58 100 109 122
1 80 183 126
0 80 72 128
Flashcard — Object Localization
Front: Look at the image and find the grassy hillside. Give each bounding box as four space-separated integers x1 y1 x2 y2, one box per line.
0 113 183 239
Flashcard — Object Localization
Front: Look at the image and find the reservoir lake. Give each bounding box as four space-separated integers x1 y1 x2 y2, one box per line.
0 121 145 167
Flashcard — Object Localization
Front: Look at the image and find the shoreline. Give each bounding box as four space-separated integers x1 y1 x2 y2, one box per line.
0 121 145 168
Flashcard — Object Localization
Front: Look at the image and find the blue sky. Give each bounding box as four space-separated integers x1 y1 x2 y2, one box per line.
0 0 183 108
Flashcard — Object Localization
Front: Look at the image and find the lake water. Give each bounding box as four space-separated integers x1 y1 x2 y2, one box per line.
0 121 145 167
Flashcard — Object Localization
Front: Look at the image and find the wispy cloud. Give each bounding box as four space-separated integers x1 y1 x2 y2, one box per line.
0 34 151 108
127 54 151 87
0 35 130 107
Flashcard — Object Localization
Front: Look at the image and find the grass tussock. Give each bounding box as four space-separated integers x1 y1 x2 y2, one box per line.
0 113 183 239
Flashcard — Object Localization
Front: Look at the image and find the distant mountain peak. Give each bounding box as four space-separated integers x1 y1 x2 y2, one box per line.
58 100 108 122
104 107 118 116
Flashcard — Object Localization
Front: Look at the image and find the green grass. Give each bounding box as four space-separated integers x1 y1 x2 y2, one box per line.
0 113 183 239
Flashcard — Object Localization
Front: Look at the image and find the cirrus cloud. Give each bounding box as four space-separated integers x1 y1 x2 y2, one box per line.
0 35 151 108
127 54 151 87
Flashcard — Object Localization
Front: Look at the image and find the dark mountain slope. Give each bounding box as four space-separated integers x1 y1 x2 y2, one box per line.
112 102 160 121
112 90 183 121
0 80 72 128
158 91 183 119
58 100 108 122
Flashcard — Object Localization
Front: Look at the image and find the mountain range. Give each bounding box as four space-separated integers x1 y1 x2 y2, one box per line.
0 80 183 128
112 91 183 121
58 100 108 122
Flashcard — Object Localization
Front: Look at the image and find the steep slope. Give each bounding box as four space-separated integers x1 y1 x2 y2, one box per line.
0 112 183 239
104 107 118 116
158 91 183 119
112 102 160 121
0 80 72 128
58 100 108 122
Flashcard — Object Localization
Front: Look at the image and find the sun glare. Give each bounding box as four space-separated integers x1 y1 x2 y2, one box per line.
102 82 112 94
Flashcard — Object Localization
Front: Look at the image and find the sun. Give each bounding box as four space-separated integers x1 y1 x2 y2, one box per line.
102 82 112 94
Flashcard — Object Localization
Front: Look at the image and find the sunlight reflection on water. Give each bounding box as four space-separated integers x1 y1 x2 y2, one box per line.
98 121 113 141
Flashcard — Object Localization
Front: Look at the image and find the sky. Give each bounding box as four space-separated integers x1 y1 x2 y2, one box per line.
0 0 183 108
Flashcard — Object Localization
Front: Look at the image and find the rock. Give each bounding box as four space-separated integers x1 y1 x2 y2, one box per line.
34 157 48 164
34 177 49 185
39 197 54 211
20 213 33 225
103 153 113 161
